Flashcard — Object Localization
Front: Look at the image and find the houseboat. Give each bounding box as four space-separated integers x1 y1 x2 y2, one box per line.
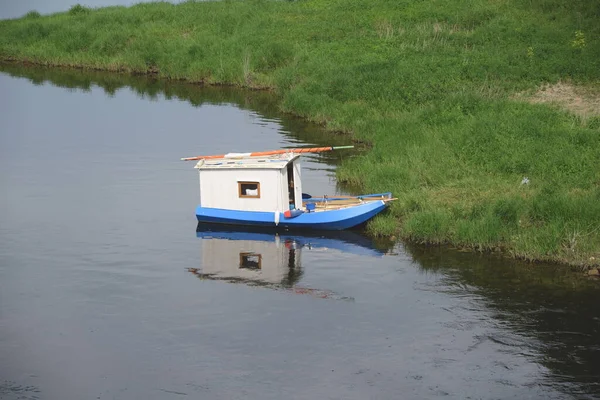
182 146 395 230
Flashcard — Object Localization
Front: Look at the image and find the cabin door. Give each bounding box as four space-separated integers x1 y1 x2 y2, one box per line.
287 164 295 209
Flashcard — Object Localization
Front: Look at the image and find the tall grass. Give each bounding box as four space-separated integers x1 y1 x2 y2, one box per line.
1 0 598 267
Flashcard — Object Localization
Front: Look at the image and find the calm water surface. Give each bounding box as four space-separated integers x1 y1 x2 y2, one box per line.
0 0 185 20
1 65 599 400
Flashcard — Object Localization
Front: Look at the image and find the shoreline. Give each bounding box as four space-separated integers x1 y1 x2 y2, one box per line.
2 0 599 271
2 59 597 273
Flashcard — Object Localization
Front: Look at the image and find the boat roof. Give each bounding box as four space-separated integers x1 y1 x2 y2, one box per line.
194 152 301 170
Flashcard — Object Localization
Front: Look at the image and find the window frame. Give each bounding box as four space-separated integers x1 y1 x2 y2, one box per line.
238 181 261 198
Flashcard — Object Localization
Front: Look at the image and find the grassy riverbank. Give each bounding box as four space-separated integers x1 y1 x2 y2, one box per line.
1 0 599 268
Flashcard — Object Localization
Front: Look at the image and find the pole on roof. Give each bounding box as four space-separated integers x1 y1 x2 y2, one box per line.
180 146 354 161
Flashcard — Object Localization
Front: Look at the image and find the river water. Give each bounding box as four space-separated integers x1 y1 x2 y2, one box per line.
0 0 187 20
0 65 599 400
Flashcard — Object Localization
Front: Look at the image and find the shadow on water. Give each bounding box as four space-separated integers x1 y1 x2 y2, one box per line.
405 243 600 397
191 223 394 301
0 62 358 170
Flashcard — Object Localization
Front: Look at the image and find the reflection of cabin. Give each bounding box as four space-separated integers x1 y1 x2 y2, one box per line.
195 153 302 211
199 235 303 286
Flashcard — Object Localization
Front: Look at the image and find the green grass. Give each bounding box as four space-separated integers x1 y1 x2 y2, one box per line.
1 0 599 268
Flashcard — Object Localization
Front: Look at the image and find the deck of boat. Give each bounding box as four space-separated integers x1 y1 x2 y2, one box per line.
302 195 394 211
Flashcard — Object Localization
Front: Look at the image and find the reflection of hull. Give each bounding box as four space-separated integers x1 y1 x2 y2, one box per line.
191 224 388 301
195 193 391 230
196 223 387 258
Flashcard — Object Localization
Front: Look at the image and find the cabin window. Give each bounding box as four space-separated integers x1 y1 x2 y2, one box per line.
239 252 261 270
238 181 260 198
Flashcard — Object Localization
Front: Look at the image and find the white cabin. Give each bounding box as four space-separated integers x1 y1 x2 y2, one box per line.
195 153 303 212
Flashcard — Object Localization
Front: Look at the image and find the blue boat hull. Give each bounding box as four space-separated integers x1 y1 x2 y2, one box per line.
195 196 389 231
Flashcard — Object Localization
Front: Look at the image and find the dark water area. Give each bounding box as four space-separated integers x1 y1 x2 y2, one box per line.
1 64 599 400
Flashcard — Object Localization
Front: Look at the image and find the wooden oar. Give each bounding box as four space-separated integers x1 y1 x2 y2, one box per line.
308 195 385 200
181 145 354 161
307 193 393 201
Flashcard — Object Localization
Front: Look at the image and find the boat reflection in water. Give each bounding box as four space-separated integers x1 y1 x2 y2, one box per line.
189 223 390 300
